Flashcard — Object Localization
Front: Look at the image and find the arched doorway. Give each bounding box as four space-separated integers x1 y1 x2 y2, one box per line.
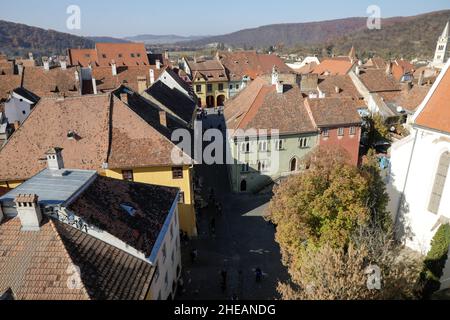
240 179 247 192
206 96 215 108
290 157 297 172
217 95 225 107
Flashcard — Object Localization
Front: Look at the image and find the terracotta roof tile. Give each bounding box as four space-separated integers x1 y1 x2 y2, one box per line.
318 75 363 99
358 69 400 93
305 97 364 127
312 59 355 76
0 75 21 102
22 66 80 98
416 62 450 133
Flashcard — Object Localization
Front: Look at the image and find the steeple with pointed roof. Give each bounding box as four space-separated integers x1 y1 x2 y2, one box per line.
431 21 450 68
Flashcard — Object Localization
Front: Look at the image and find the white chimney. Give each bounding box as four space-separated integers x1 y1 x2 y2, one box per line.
164 50 169 60
75 70 80 82
45 147 64 171
334 86 340 94
156 59 161 70
150 69 155 85
276 81 284 94
271 66 279 85
17 63 24 76
111 60 117 76
15 194 42 231
92 78 98 95
28 52 34 61
355 66 360 76
42 57 50 71
60 59 67 70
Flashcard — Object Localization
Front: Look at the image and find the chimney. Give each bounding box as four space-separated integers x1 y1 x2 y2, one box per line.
155 59 161 70
164 50 169 60
17 62 24 76
418 70 425 87
271 66 279 85
111 60 117 76
45 147 64 170
137 76 147 94
355 66 361 76
386 62 392 76
60 58 67 70
150 69 155 85
28 52 34 61
74 70 80 82
42 57 50 71
120 93 128 104
276 81 284 94
335 86 340 94
15 194 42 231
159 110 167 127
92 78 98 95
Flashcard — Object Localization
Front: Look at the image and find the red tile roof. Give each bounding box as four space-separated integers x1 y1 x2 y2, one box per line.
219 51 292 81
312 59 355 76
358 69 400 93
305 97 364 127
415 63 450 133
0 216 155 300
0 92 193 181
69 43 149 67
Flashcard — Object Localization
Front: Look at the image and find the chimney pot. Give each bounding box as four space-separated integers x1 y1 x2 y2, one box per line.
15 194 42 231
159 111 167 127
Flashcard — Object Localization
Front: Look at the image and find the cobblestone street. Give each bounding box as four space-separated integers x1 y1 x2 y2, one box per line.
176 110 289 300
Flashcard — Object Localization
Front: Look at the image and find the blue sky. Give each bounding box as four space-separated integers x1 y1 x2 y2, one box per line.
1 0 449 38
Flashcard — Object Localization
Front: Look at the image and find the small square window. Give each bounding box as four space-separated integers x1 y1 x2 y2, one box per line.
172 167 183 179
102 54 107 59
322 129 329 138
131 53 135 58
207 84 213 92
350 127 356 135
196 85 202 93
219 83 224 91
338 128 344 136
122 170 134 182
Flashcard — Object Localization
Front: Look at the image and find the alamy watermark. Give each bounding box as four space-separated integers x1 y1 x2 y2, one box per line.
66 5 81 30
367 5 382 30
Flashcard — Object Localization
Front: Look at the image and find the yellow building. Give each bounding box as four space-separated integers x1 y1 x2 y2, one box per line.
0 90 198 237
184 57 229 108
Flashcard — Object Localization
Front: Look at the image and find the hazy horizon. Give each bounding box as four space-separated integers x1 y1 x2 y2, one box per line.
0 0 449 38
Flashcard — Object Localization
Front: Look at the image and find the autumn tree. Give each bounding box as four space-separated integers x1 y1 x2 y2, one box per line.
269 146 419 299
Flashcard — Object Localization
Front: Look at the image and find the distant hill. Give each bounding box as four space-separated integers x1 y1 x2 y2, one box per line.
0 20 94 58
326 10 450 60
183 10 450 60
125 34 207 44
87 36 130 44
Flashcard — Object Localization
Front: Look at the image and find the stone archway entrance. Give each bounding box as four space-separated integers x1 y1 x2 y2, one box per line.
206 96 215 108
217 95 225 107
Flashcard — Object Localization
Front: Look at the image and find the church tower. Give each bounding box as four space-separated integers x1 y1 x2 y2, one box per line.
432 21 450 68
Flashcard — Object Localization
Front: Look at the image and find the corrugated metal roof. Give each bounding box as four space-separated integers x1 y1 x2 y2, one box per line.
0 168 97 207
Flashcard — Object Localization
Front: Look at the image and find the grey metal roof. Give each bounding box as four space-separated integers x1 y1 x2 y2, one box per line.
0 169 97 207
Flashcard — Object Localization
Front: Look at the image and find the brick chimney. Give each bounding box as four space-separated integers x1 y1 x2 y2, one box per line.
45 147 64 170
111 60 117 76
159 111 167 127
15 194 42 231
137 76 147 94
120 93 128 104
42 57 50 71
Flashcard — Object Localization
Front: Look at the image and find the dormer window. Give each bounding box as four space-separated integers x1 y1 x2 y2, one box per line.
131 53 135 58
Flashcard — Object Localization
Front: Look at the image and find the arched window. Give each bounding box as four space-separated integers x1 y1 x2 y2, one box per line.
429 151 450 214
290 157 297 172
240 180 247 192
